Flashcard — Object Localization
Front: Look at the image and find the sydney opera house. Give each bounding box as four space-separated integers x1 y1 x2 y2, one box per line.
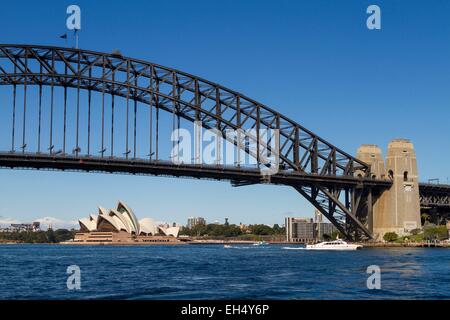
73 201 181 245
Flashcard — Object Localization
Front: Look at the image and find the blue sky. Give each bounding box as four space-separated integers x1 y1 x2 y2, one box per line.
0 0 449 227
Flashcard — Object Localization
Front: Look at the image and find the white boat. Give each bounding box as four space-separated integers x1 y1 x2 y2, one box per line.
305 239 362 251
224 245 232 249
253 241 269 246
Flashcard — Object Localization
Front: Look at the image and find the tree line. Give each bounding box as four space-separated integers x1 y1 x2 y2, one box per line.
0 229 76 243
383 223 449 243
179 223 285 238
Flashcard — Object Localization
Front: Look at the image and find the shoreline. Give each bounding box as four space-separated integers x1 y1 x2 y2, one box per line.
356 242 450 248
2 240 450 248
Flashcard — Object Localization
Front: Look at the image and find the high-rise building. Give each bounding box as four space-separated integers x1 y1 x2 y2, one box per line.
285 217 337 242
285 217 314 243
187 217 206 229
314 210 323 223
315 222 336 241
7 222 41 232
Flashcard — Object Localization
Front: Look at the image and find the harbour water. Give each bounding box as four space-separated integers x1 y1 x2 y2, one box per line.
1 244 450 300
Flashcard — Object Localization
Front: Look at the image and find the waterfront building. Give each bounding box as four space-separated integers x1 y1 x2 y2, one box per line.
285 218 315 243
314 210 323 223
313 210 337 240
0 222 41 233
74 201 180 245
187 217 206 229
315 222 337 241
238 223 252 234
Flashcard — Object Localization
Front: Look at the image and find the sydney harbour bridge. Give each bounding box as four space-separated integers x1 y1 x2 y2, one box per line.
0 44 448 240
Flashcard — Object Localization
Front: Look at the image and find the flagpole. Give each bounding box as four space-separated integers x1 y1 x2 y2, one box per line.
75 30 79 49
59 34 68 47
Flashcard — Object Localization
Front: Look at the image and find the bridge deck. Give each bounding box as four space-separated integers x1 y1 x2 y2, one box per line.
419 183 450 193
419 183 450 210
0 152 391 189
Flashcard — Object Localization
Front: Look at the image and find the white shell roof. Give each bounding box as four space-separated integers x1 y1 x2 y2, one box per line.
78 201 178 237
139 218 158 235
117 201 140 234
79 214 97 232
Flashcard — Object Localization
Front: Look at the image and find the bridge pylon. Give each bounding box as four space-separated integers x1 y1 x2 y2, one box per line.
357 140 421 240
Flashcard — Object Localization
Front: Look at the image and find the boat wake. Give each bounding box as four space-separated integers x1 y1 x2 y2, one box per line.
224 245 270 249
282 247 306 251
225 246 255 249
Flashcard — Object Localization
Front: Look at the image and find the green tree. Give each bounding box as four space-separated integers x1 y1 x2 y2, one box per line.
272 224 281 234
0 229 77 243
331 231 343 240
383 232 398 242
34 232 48 243
423 223 437 240
191 224 208 236
248 224 274 236
46 229 57 243
436 225 449 240
54 229 76 242
421 213 430 224
424 224 448 241
322 234 332 241
179 226 191 236
205 224 242 237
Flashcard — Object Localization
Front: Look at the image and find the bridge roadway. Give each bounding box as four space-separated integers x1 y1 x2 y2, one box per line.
1 151 447 215
419 183 450 211
0 152 392 189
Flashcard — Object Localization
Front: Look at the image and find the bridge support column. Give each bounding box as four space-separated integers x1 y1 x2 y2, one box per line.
367 188 373 234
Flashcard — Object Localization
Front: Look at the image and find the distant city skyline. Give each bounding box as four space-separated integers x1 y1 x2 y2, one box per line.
0 189 306 229
0 0 449 225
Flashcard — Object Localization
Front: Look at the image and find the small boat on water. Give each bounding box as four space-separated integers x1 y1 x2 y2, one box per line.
305 239 362 251
253 241 269 246
224 245 232 249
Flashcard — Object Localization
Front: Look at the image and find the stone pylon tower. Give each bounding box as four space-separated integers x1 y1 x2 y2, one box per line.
357 140 422 240
356 144 387 237
382 139 421 236
356 145 386 180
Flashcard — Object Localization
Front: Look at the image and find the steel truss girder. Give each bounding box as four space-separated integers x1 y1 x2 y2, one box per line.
420 195 450 208
420 193 450 208
419 183 450 209
292 184 373 240
0 44 370 177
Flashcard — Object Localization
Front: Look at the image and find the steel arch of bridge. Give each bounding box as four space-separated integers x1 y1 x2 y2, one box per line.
0 44 391 240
